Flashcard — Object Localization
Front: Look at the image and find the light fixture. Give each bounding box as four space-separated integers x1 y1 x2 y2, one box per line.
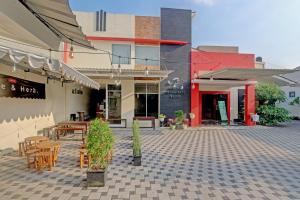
12 63 16 72
69 42 74 59
49 49 52 64
110 73 114 79
41 68 46 76
145 67 149 76
193 71 198 79
118 64 121 74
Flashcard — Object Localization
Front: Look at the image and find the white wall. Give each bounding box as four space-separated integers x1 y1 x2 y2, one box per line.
0 63 91 150
278 86 300 117
74 11 135 38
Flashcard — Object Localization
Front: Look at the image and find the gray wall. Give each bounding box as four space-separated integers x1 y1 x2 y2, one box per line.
160 8 192 117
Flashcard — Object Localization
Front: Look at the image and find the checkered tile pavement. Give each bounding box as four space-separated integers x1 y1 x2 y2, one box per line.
0 124 300 200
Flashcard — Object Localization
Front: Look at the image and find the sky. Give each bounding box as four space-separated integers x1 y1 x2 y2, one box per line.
70 0 300 69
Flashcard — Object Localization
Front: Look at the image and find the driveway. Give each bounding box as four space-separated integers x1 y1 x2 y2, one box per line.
0 123 299 200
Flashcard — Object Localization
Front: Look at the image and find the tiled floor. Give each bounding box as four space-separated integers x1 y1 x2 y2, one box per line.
0 123 300 200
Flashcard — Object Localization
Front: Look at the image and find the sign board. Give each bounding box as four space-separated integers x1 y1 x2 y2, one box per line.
0 74 45 99
218 101 228 122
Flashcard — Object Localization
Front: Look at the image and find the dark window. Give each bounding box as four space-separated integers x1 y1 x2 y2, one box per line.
96 10 106 32
134 83 159 117
289 91 296 98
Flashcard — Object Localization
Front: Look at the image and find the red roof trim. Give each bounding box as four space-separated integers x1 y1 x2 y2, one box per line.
86 36 188 45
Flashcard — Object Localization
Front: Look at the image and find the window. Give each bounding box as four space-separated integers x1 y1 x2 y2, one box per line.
112 44 131 64
96 10 106 32
135 83 159 117
289 91 296 98
135 46 159 66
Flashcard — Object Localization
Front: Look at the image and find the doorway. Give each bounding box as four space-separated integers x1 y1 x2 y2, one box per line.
200 91 230 124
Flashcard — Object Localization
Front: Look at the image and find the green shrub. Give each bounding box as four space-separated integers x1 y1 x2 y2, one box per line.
289 97 300 105
256 105 290 126
174 110 185 124
132 121 141 157
256 83 286 105
87 118 114 170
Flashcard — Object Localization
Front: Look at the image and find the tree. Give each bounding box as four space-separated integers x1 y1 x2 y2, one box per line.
256 83 289 126
256 83 286 105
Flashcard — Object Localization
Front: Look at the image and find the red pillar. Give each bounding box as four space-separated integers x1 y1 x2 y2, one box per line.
245 84 256 126
191 83 200 127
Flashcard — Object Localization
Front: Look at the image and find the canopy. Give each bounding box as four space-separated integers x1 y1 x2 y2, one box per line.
0 0 92 49
0 45 100 89
77 68 173 80
21 0 92 49
198 68 299 86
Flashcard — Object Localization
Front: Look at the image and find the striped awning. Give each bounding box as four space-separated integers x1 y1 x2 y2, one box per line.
0 45 99 89
19 0 92 49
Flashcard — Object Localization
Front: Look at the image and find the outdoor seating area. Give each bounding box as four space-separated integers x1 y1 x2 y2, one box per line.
18 136 60 171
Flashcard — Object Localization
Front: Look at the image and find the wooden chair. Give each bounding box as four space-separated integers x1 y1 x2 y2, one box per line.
35 142 52 171
79 149 89 169
24 140 39 168
52 142 60 166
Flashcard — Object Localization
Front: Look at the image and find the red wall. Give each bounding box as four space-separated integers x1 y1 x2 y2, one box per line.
191 51 255 77
190 50 256 127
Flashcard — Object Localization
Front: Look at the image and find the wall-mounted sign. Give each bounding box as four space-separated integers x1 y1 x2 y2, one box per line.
167 77 184 99
72 88 83 95
0 74 45 99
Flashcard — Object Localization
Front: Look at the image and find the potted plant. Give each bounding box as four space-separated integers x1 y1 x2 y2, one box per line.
158 114 166 122
174 110 186 129
86 118 114 187
132 120 142 166
158 114 166 127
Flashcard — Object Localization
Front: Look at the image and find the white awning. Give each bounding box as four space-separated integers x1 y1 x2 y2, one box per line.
198 68 299 86
21 0 92 49
77 68 173 80
0 45 99 89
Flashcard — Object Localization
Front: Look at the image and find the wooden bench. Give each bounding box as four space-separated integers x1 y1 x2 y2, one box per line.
133 116 156 130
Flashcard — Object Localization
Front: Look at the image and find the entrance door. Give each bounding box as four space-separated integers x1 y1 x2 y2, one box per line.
202 94 228 123
108 85 122 124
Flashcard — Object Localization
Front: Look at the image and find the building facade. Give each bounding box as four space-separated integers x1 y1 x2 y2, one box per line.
67 8 192 127
190 46 257 126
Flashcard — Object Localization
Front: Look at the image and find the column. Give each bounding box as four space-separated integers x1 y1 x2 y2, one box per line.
245 84 256 126
190 83 200 127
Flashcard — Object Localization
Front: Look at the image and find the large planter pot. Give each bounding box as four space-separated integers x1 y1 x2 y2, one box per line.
133 155 142 166
175 124 185 130
87 168 107 187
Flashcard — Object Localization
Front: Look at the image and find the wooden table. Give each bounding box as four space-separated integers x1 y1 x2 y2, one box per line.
133 116 156 130
58 121 90 132
55 127 85 140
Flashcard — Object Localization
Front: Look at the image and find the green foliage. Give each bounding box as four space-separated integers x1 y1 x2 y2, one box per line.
256 83 286 105
289 97 300 105
158 114 166 119
132 121 141 157
87 118 114 170
256 105 290 126
174 110 185 124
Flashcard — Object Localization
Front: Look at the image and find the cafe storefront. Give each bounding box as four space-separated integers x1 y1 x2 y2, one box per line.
0 45 99 150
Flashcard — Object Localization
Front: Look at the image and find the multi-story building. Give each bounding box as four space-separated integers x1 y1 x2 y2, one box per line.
67 8 192 127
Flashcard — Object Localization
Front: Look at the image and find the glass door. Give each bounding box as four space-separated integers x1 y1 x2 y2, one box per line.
107 85 122 124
